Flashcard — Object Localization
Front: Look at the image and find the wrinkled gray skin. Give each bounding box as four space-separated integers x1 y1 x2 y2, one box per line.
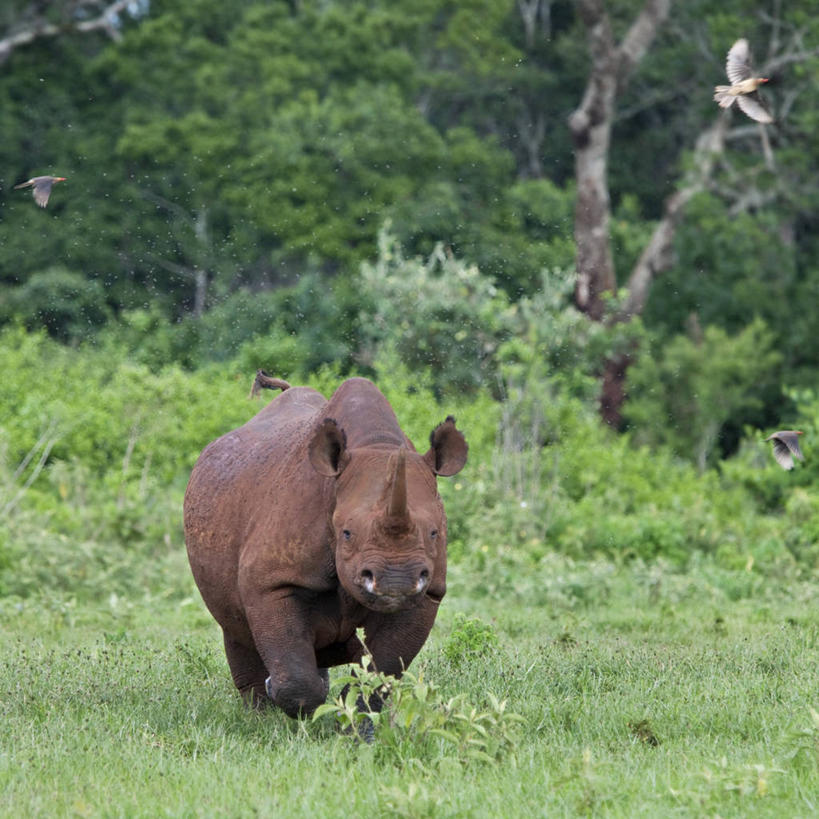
183 377 468 718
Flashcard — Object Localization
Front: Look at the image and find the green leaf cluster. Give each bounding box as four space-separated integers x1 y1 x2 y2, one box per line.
314 644 523 765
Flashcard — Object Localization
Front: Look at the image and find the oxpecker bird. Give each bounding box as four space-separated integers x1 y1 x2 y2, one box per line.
714 39 773 123
765 430 804 470
14 175 67 208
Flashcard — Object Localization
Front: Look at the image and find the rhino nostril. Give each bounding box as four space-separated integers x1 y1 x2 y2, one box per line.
417 569 430 593
359 569 375 593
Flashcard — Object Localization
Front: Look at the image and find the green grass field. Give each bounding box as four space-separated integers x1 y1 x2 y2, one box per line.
3 555 818 818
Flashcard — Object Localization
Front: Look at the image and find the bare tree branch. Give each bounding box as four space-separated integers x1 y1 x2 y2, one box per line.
2 419 60 516
617 114 729 322
142 190 213 318
568 0 671 321
515 109 545 179
0 0 132 64
764 0 783 64
616 0 672 85
567 0 819 426
517 0 552 48
145 253 196 280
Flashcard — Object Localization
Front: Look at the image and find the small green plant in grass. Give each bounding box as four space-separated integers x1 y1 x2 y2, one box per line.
378 781 444 819
312 652 391 742
784 706 819 772
555 747 612 815
442 613 499 666
673 756 784 804
313 630 523 764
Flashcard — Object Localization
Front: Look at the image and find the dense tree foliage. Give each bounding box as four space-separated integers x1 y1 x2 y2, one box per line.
2 0 819 464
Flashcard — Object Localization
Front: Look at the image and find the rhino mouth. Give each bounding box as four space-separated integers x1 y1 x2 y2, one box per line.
425 589 444 605
359 590 425 613
354 569 431 612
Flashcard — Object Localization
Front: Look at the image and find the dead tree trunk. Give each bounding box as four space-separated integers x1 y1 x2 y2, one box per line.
567 1 815 427
568 0 671 424
569 0 671 324
568 2 618 321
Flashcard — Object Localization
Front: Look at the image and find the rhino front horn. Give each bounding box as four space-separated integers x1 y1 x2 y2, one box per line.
387 448 409 522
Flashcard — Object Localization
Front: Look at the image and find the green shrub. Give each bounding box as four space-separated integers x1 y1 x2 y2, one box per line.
443 614 500 666
314 640 523 765
626 318 782 470
0 320 815 604
356 225 516 394
97 272 357 374
3 268 111 343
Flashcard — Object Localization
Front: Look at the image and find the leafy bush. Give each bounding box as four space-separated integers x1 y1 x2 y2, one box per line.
2 268 111 343
0 467 190 602
313 641 523 765
626 318 782 470
97 272 357 374
0 318 815 604
443 614 500 666
356 225 516 394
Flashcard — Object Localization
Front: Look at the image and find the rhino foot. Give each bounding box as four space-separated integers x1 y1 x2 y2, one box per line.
265 668 329 701
264 668 330 718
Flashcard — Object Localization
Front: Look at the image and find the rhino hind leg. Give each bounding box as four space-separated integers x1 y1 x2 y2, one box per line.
223 634 269 709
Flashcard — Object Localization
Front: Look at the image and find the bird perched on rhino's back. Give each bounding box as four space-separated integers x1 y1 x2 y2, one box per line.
765 430 804 470
13 175 66 208
714 39 773 123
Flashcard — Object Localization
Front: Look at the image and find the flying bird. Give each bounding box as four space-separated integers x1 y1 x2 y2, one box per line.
714 39 773 123
765 430 804 470
14 175 67 208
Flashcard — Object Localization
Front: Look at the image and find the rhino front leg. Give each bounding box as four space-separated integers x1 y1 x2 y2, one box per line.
331 600 439 729
243 591 330 718
361 597 440 676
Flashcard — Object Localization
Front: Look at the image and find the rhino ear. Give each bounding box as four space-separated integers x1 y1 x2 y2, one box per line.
309 419 350 476
423 415 468 477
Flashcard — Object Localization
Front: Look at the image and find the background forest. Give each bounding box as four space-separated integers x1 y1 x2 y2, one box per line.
3 0 819 578
4 2 819 814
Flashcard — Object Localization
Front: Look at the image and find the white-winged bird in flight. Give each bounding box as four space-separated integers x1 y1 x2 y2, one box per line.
14 175 67 208
714 39 773 123
765 430 804 470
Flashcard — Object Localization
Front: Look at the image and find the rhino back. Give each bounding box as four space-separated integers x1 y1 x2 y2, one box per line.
322 377 409 449
183 387 329 615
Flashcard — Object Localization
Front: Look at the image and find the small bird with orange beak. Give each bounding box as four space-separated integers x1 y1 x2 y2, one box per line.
714 39 773 123
13 175 67 208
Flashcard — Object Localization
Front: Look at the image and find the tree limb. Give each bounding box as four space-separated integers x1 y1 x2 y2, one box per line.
2 419 60 516
0 0 132 64
617 113 729 322
616 0 672 86
569 0 670 321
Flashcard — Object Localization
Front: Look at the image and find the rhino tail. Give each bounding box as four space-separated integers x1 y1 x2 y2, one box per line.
249 370 291 399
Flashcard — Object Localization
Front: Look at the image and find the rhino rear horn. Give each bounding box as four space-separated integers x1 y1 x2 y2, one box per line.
423 415 468 476
309 419 349 476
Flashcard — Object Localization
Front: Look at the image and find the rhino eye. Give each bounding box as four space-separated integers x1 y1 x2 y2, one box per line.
430 529 438 539
342 529 352 540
